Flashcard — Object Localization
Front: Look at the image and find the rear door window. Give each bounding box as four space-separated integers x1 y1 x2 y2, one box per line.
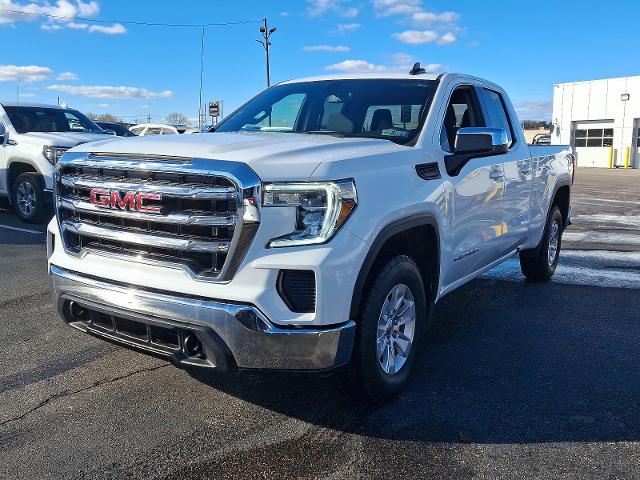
481 89 515 148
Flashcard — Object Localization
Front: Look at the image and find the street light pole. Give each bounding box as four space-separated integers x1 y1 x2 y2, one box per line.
257 18 276 87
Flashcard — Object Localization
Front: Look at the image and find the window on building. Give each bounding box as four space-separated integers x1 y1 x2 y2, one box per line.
574 127 613 147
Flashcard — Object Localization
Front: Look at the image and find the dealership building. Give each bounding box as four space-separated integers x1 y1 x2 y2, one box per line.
551 75 640 168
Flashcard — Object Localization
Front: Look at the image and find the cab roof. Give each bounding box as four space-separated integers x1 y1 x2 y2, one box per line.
0 101 65 109
278 72 442 85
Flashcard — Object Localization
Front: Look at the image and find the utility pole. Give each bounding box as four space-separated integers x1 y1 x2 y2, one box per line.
198 27 205 130
257 18 277 87
147 113 152 123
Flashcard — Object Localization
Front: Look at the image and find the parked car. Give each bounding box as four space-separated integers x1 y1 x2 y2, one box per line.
95 121 135 137
48 70 574 400
0 102 116 222
532 133 551 145
129 123 179 136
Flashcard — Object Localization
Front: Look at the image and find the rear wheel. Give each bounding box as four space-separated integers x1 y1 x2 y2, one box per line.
12 173 45 223
346 255 429 403
519 205 563 282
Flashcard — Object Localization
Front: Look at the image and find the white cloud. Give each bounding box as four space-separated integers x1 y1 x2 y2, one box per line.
515 100 553 120
333 22 360 33
372 0 422 17
307 0 359 18
325 60 386 73
56 71 78 80
412 11 459 25
437 32 456 44
0 0 99 24
325 56 444 74
392 29 438 44
279 11 289 16
47 84 174 99
0 64 52 81
373 1 463 44
88 22 125 34
0 1 126 34
18 92 36 97
303 44 350 52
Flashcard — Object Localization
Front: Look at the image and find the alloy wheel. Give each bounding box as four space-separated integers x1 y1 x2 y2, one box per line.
16 180 37 218
376 284 416 375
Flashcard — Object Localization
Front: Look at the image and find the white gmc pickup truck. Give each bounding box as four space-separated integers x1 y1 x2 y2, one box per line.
0 102 113 222
48 70 574 400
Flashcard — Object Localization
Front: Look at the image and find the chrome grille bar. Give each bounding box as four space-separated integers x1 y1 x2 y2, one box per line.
59 198 237 226
62 220 231 253
61 175 236 200
56 151 262 281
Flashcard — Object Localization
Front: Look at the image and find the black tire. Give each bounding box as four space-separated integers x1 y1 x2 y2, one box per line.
12 172 45 223
345 255 429 403
519 205 563 282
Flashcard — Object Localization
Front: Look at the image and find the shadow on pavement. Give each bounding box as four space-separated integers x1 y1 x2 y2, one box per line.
188 278 640 446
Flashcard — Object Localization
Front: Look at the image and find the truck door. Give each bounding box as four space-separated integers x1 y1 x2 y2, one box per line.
439 85 508 289
478 87 532 250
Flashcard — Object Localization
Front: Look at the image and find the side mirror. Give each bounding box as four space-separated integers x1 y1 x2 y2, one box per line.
454 127 509 155
445 127 509 176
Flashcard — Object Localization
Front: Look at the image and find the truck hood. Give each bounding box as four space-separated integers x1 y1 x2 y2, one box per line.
72 131 402 181
20 131 117 147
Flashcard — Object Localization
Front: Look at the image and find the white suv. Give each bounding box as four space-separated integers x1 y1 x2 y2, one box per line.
0 102 115 222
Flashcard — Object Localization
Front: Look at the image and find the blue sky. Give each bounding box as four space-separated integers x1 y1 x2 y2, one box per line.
0 0 637 123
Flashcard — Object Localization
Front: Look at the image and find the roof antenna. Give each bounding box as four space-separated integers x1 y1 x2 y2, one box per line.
409 62 426 75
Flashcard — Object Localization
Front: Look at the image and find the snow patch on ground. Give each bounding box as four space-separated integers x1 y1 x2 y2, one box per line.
482 250 640 289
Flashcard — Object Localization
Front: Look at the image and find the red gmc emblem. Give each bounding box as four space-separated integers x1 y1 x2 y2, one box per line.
89 188 162 214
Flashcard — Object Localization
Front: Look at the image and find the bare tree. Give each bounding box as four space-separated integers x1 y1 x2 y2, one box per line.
165 112 189 125
97 113 119 123
86 112 98 120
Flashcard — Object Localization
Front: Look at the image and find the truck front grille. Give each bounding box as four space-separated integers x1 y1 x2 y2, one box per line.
55 152 261 281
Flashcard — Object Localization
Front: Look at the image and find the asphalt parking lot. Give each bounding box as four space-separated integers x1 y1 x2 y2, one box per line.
1 168 639 480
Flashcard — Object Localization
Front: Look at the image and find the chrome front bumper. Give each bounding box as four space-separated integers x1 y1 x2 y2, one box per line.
49 266 355 371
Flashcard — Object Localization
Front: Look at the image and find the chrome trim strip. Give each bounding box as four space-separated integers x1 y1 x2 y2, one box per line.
50 266 356 370
59 197 237 226
62 220 231 253
61 175 236 200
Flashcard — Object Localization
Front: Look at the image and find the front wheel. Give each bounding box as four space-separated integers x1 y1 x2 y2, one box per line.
519 205 563 282
12 173 45 223
346 255 429 402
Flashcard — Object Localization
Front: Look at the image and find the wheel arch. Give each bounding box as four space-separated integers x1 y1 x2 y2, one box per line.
349 213 441 321
7 160 43 203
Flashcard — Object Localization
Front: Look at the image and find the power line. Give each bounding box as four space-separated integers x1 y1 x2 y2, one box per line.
0 8 260 28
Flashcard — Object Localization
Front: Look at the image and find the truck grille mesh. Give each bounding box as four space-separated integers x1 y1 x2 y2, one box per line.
55 153 257 280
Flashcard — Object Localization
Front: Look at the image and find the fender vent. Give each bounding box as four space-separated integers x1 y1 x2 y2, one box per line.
277 270 316 313
415 162 441 180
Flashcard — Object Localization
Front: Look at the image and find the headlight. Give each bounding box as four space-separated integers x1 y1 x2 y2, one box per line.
263 179 357 247
43 146 70 165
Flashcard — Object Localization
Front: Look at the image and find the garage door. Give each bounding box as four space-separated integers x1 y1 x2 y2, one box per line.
573 120 614 168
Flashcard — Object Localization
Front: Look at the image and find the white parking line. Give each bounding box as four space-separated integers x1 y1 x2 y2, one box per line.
0 223 44 235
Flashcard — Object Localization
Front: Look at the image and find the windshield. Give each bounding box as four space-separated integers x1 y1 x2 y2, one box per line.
97 122 134 137
215 79 437 145
4 106 103 134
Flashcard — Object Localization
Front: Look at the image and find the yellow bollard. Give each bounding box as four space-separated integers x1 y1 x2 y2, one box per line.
624 146 630 169
608 146 614 168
